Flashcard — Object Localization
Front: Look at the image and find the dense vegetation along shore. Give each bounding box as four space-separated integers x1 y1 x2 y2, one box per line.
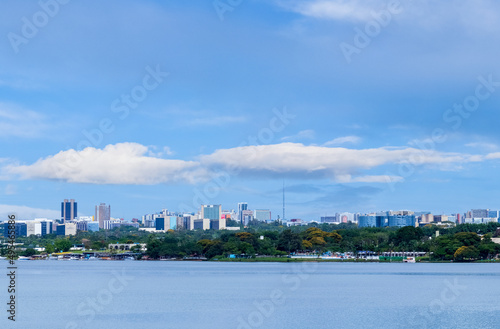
4 222 500 262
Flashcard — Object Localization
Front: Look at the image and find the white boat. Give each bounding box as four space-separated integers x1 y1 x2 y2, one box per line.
0 256 6 260
403 257 416 263
18 256 30 261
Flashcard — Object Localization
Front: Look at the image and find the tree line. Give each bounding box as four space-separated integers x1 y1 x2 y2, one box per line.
4 221 500 261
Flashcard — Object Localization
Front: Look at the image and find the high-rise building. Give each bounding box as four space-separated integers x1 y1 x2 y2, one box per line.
95 203 111 229
3 222 27 238
488 210 499 219
254 209 271 222
471 209 488 218
420 214 434 224
241 210 254 226
56 223 77 236
238 202 248 224
201 205 221 220
358 215 377 228
320 216 337 223
388 215 415 227
61 199 77 223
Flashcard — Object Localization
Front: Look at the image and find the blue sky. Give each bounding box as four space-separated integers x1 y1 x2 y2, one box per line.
1 0 500 220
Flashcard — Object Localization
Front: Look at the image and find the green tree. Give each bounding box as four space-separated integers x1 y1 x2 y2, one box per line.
45 243 55 254
146 237 162 259
54 239 72 252
277 230 302 253
22 248 37 257
454 232 481 247
454 246 480 261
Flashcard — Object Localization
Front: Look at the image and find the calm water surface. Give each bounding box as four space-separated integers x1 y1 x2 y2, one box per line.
1 261 499 328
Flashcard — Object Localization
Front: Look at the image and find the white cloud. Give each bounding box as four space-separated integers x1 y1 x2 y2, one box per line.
5 143 208 185
201 143 480 181
3 142 492 186
281 129 316 141
278 0 390 22
324 135 361 146
0 204 60 220
485 152 500 160
465 142 498 152
147 146 174 157
337 175 404 183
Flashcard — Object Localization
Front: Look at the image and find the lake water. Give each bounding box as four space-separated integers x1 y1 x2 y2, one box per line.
1 261 499 329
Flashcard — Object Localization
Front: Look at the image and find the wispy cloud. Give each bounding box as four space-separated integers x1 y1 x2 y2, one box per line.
281 129 315 142
277 0 390 22
149 107 248 127
465 142 498 152
0 103 51 138
0 204 60 220
324 135 361 146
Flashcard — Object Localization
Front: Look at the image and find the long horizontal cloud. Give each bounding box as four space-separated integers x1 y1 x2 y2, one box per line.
201 143 481 180
278 0 398 22
2 142 493 185
5 143 207 185
278 0 500 32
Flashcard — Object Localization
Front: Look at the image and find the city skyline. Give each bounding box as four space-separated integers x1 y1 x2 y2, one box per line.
4 196 500 223
2 1 500 220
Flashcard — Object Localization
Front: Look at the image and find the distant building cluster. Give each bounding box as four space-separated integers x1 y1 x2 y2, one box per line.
2 197 499 239
140 203 272 233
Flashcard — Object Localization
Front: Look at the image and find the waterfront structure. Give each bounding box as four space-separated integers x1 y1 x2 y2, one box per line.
108 243 146 251
61 199 77 223
96 203 111 229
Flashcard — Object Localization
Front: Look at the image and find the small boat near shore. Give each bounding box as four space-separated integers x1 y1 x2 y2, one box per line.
403 256 416 263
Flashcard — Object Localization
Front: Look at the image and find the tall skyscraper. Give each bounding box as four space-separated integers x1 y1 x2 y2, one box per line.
95 203 111 229
201 204 221 220
238 202 248 224
61 199 77 223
